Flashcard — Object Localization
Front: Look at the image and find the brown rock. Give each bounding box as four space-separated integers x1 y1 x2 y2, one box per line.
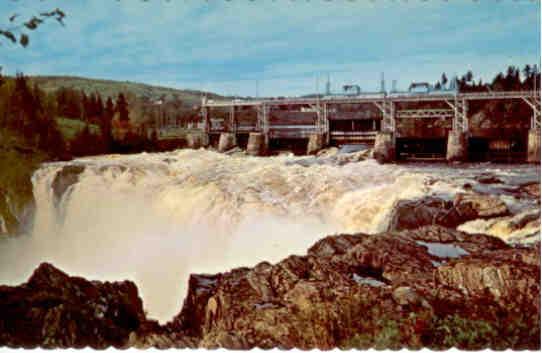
454 192 509 218
172 226 539 350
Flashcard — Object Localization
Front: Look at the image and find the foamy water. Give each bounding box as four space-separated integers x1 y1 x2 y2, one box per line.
0 149 539 322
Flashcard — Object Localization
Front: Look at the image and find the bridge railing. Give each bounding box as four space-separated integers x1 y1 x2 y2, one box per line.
202 90 540 108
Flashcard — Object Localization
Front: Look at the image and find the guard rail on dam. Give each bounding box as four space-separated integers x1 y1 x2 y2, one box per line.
193 90 541 163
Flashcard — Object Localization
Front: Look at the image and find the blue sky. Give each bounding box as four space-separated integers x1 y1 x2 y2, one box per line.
0 0 540 96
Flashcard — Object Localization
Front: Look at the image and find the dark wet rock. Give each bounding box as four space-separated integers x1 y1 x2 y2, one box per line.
388 193 509 231
168 226 538 350
51 165 85 204
475 174 503 184
388 197 464 231
0 190 17 235
0 263 150 349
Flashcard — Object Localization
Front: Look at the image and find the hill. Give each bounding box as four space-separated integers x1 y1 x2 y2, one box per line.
28 75 223 107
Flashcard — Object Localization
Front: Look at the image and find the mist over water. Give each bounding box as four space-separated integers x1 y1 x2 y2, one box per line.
0 149 539 322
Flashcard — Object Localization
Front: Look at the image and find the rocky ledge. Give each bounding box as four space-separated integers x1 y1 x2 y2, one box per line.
0 263 160 349
168 226 540 350
0 226 540 349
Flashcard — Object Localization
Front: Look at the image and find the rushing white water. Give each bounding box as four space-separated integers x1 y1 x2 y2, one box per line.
0 148 539 323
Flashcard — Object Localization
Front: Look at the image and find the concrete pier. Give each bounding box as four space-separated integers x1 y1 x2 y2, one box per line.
187 133 204 149
446 130 468 162
373 132 395 163
246 132 268 156
527 129 540 164
307 133 325 155
218 132 237 152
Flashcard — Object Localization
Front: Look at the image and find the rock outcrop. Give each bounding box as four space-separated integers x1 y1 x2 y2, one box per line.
0 227 539 350
0 190 16 235
388 192 509 231
0 263 152 348
51 165 85 205
168 226 539 350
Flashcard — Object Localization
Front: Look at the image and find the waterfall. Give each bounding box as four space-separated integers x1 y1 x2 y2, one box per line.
0 149 539 322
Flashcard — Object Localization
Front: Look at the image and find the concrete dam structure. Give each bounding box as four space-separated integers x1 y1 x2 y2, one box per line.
197 90 541 163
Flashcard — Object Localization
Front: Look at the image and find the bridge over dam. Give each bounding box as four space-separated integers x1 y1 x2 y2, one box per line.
194 90 540 163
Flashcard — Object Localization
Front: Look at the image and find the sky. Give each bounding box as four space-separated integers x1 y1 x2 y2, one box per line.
0 0 540 97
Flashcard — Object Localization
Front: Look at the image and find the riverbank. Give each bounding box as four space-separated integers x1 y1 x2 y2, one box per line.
0 130 49 235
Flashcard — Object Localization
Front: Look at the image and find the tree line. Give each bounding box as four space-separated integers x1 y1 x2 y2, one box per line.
0 71 157 160
434 65 540 93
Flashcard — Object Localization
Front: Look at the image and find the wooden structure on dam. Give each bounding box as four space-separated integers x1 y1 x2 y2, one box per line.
195 90 541 163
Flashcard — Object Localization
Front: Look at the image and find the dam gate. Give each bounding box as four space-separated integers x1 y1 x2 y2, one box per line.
198 90 540 162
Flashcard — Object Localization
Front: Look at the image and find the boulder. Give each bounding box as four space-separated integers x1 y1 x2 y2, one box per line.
0 263 149 349
453 193 508 218
475 174 503 184
388 193 509 232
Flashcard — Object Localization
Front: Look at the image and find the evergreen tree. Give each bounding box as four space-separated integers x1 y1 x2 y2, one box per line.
95 93 104 118
99 97 115 146
81 91 89 121
523 64 532 82
9 73 35 139
116 93 129 122
441 73 448 88
465 70 473 83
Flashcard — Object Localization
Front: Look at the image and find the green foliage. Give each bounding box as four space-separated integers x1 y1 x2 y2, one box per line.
340 317 402 350
29 76 219 111
430 314 498 349
336 302 538 351
56 117 100 141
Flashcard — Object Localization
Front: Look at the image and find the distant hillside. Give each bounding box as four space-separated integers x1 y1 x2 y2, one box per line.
28 75 223 106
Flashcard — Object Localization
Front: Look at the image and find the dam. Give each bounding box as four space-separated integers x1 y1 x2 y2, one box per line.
195 90 541 163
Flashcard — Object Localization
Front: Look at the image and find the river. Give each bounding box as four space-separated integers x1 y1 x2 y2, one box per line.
0 148 539 323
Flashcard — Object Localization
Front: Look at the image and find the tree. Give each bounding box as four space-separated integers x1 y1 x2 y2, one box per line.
95 93 104 118
491 72 505 91
523 64 532 81
115 93 129 122
8 73 35 138
441 73 448 88
81 92 89 121
99 97 115 145
465 70 473 83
